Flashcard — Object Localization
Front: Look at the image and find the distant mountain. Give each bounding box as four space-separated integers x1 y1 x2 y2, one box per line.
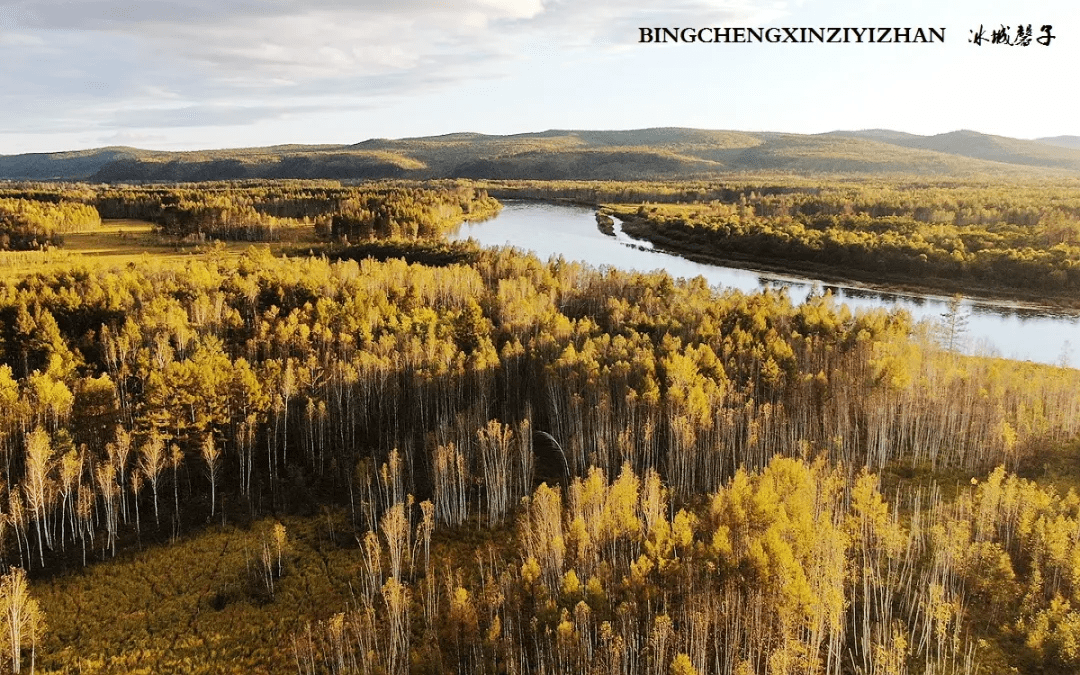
0 147 144 180
4 128 1080 182
1036 136 1080 150
824 129 1080 171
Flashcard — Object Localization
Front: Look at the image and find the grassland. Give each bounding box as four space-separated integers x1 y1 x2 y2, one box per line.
0 219 322 279
38 512 369 673
34 505 520 674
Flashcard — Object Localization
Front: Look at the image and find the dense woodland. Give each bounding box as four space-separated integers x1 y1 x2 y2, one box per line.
0 180 1074 672
0 198 101 250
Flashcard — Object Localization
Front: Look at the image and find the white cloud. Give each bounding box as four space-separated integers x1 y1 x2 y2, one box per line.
522 0 789 45
0 30 44 46
1 0 789 94
97 129 169 146
26 0 1022 152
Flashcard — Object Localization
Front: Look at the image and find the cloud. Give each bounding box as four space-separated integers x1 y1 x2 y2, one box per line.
1 1 530 95
0 0 786 84
524 0 789 47
97 129 169 146
110 104 306 129
0 0 792 148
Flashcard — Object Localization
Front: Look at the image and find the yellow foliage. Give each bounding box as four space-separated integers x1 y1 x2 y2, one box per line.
670 652 698 675
585 575 605 605
521 557 541 585
561 570 582 599
486 615 502 644
672 509 696 555
630 555 654 587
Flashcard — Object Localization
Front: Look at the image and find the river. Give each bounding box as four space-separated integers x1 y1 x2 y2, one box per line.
451 200 1080 366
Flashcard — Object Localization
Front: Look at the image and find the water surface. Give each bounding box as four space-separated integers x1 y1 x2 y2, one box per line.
453 201 1080 366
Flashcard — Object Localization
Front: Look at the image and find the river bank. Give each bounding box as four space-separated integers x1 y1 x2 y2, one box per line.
452 200 1080 364
613 213 1080 314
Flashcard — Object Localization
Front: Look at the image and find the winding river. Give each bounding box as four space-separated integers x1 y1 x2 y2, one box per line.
451 200 1080 367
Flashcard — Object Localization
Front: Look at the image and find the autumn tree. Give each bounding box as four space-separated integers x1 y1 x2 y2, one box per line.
0 567 44 674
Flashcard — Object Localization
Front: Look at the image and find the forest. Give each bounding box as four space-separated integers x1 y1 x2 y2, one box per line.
0 179 1075 673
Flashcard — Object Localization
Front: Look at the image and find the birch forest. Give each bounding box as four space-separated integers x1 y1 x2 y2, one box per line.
0 179 1075 673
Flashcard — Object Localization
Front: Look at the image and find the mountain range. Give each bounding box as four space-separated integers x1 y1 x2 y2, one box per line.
3 129 1080 182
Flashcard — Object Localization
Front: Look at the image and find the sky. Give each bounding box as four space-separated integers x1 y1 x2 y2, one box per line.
0 0 1075 154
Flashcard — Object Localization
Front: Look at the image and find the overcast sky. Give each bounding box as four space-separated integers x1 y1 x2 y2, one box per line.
0 0 1074 154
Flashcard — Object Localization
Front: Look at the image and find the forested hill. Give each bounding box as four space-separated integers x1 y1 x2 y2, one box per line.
4 128 1080 181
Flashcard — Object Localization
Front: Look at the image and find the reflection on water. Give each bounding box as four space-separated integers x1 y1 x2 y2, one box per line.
841 286 925 306
452 201 1080 366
